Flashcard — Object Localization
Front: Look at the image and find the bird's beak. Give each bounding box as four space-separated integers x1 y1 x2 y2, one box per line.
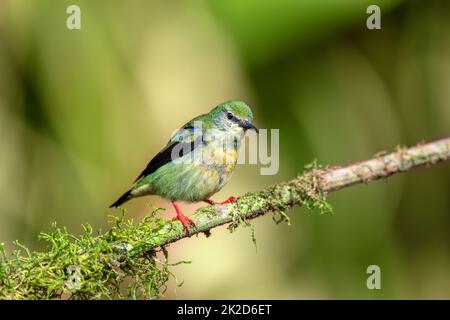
239 120 259 133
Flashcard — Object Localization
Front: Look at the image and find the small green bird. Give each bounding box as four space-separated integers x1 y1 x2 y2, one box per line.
110 100 258 232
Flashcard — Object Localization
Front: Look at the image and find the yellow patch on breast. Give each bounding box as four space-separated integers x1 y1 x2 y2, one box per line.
211 149 238 167
200 165 219 179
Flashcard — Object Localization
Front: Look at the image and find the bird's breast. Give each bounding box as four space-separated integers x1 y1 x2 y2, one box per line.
140 130 244 202
200 135 240 190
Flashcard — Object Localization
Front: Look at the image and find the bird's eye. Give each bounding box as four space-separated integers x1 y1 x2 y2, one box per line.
226 112 234 120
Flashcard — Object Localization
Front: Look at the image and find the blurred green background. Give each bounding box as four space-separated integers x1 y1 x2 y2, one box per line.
0 0 449 299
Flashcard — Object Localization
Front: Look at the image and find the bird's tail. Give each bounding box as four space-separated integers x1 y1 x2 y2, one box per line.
109 190 133 208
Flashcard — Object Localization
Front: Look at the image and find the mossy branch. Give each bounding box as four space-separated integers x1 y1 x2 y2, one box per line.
1 137 449 299
131 137 450 252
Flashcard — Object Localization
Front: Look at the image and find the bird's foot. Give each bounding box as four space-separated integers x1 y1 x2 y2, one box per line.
172 214 194 232
219 196 237 205
171 201 195 233
204 196 237 206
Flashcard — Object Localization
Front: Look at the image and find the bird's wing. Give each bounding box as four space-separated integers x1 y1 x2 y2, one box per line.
134 114 206 182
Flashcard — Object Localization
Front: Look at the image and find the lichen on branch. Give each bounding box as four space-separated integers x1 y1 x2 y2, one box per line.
0 212 188 299
0 137 449 300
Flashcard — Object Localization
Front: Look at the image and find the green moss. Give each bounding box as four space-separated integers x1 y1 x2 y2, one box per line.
291 161 334 215
0 209 189 300
0 161 334 299
224 160 333 249
227 201 258 251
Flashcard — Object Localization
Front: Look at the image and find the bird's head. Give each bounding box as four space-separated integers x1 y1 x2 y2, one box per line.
209 100 258 134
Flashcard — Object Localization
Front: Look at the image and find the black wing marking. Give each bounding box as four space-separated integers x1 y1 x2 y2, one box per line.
134 135 202 182
134 114 207 182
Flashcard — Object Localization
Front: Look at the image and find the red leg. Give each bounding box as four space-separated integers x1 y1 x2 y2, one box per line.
219 196 237 205
171 201 194 232
204 197 237 206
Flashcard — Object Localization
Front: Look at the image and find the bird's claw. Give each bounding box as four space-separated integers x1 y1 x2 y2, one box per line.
219 196 237 205
171 201 195 233
204 196 238 206
172 215 195 233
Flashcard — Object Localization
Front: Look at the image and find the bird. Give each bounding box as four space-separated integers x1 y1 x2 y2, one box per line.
110 100 258 232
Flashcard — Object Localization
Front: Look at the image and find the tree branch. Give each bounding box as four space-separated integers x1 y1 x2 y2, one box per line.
1 137 449 299
131 137 450 255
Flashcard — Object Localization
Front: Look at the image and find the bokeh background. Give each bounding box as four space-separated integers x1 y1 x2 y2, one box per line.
0 0 449 299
